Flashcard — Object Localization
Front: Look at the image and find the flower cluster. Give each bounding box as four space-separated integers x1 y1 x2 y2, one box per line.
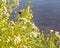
0 0 60 48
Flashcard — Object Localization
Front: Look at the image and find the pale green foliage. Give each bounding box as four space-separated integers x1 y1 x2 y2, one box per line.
0 0 60 48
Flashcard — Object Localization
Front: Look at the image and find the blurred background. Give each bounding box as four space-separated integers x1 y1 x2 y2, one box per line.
11 0 60 32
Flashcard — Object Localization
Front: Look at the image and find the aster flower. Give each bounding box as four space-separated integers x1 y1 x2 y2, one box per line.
50 30 54 33
14 35 21 45
55 31 60 39
7 36 11 43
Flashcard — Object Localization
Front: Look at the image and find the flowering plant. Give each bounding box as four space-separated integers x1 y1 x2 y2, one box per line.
0 0 60 48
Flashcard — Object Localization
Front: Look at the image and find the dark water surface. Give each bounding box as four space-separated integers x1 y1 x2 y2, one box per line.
32 0 60 32
13 0 60 32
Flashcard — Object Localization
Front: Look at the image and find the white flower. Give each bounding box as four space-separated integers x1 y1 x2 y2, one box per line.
11 26 14 29
14 35 21 45
50 30 54 33
19 18 27 21
4 6 7 12
2 0 6 3
7 36 11 43
7 39 10 43
38 33 40 35
10 21 15 25
55 31 60 39
18 18 27 24
32 32 38 38
22 45 28 48
10 46 12 48
22 26 26 29
22 26 27 31
2 28 6 31
0 39 1 42
55 31 59 35
32 23 39 31
6 13 10 16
